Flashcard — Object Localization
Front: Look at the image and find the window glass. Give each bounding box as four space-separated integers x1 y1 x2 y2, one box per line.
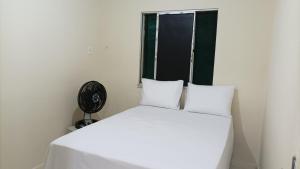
156 13 194 85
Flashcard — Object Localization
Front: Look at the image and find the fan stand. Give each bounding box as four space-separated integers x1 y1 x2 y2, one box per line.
75 112 98 129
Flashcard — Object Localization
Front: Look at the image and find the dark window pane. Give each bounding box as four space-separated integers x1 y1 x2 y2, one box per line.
142 14 157 79
156 13 194 86
193 11 218 85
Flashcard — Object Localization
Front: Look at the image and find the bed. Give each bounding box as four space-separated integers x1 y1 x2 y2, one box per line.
44 105 233 169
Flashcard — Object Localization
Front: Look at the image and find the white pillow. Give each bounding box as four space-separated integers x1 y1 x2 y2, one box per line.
184 83 235 116
140 78 183 110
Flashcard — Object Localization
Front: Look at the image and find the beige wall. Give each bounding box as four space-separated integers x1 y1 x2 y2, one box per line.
0 0 106 168
0 4 2 169
0 0 275 169
0 0 4 167
260 0 300 168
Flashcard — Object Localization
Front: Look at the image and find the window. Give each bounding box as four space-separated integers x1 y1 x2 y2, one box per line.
140 10 218 86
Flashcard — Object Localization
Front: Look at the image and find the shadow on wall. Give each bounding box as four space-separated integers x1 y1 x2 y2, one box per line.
231 90 257 169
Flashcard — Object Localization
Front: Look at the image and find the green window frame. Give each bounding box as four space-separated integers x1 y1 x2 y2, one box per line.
139 10 218 86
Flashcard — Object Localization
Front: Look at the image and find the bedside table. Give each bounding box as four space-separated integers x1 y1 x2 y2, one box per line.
67 126 77 133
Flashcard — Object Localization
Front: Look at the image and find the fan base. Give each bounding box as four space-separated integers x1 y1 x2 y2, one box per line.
75 119 98 129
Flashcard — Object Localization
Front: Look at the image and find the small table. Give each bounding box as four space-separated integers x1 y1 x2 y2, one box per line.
67 126 77 132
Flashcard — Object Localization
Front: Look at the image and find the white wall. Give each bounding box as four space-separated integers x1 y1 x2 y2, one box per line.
0 0 275 169
260 0 300 168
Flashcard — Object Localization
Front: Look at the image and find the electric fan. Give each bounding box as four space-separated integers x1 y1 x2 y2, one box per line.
75 81 107 129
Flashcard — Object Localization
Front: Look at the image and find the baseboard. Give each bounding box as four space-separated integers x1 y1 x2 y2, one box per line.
32 163 44 169
231 160 258 169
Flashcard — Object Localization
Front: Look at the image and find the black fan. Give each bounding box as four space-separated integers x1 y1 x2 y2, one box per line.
75 81 107 129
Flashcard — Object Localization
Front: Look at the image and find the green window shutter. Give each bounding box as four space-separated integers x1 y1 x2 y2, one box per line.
142 14 157 79
193 11 218 85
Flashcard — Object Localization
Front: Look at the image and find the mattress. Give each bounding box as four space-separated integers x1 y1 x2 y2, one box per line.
45 106 233 169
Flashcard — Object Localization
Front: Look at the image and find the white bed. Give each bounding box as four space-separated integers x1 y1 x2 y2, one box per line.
45 106 233 169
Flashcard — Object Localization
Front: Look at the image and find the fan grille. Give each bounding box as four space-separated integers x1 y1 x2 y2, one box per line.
77 81 107 114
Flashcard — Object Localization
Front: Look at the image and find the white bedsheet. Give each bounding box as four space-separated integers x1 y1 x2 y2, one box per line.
45 106 233 169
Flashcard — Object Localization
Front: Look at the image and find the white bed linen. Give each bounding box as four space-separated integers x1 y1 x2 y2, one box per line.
45 106 233 169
